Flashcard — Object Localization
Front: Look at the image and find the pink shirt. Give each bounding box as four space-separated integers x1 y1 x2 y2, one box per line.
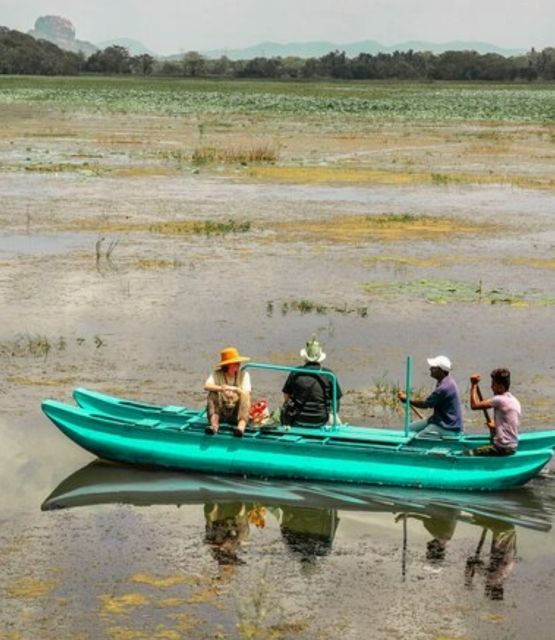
491 392 521 451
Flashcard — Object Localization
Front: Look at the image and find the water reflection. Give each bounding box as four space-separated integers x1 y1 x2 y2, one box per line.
464 516 517 601
41 461 551 601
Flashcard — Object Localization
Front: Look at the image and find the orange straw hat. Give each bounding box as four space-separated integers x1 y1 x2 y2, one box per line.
216 346 250 369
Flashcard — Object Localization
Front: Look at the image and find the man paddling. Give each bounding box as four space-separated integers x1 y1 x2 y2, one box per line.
398 355 463 437
465 369 521 456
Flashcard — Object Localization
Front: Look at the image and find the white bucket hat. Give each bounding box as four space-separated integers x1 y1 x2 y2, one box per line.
427 355 452 372
300 337 326 363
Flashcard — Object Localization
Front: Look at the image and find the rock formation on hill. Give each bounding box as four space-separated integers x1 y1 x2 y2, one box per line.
28 15 97 56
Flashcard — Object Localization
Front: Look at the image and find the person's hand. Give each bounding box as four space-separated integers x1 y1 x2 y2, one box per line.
470 373 481 384
398 390 407 402
487 419 496 430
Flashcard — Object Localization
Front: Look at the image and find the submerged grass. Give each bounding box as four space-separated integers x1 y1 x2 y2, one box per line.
59 218 252 236
364 278 555 306
247 165 555 190
273 214 490 243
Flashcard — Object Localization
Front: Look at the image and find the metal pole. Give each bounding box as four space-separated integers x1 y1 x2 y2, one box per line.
404 356 412 437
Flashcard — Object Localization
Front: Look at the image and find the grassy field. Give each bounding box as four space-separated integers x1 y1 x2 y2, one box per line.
0 75 554 121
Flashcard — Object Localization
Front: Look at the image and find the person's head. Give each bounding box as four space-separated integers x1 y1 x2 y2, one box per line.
426 537 447 562
216 346 250 373
491 368 511 394
426 355 451 380
300 336 326 364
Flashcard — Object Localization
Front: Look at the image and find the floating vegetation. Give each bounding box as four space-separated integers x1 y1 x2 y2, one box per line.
1 77 553 122
192 144 277 164
364 279 555 306
272 214 488 244
149 219 251 236
267 299 368 317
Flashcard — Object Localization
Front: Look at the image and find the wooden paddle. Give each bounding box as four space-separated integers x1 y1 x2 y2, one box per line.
471 375 495 443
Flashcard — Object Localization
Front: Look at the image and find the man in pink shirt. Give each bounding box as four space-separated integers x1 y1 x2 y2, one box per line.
465 368 521 456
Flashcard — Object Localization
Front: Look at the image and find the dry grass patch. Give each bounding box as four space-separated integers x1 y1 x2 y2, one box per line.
246 165 555 190
504 257 555 270
366 255 475 268
273 214 491 243
192 143 277 164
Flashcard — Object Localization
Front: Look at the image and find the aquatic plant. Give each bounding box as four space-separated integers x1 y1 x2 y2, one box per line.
268 299 368 317
148 219 251 236
364 279 555 306
1 77 553 122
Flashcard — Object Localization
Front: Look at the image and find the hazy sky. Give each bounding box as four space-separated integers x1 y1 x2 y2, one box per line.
2 0 553 54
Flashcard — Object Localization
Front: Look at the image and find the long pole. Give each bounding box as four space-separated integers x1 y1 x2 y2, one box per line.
404 356 412 437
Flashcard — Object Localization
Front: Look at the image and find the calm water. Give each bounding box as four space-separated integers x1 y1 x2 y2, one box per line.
2 417 555 640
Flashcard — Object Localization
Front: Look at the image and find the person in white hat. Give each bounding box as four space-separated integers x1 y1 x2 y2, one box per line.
398 355 463 436
204 346 251 437
281 336 342 427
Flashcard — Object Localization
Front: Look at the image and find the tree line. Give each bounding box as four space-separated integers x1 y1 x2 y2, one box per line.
2 26 554 81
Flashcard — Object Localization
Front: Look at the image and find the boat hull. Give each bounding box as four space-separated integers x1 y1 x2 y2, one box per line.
72 386 555 454
42 399 554 491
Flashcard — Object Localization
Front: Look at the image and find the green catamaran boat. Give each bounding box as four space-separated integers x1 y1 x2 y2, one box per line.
71 386 555 455
42 389 555 492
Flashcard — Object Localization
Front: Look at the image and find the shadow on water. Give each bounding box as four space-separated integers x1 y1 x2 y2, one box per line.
41 461 555 600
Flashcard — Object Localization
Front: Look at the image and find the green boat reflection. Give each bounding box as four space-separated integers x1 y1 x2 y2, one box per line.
41 461 552 599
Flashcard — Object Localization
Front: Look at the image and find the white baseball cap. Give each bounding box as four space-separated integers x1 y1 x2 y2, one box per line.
427 355 452 372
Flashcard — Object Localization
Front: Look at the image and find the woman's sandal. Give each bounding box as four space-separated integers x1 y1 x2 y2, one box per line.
233 426 245 438
205 425 218 435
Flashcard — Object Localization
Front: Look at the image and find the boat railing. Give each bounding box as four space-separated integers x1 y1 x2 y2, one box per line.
242 362 340 429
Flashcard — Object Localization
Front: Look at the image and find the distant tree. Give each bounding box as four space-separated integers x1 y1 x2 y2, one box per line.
131 53 154 75
205 55 233 77
182 51 205 77
85 45 131 74
0 26 81 74
156 59 182 76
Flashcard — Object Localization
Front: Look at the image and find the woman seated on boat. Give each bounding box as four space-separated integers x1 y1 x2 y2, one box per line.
204 347 251 437
465 368 521 456
281 337 342 427
397 355 463 436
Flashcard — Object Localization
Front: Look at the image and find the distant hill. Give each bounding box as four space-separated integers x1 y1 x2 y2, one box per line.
197 39 525 60
96 38 155 56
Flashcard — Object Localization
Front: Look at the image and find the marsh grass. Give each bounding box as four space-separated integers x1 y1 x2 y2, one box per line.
348 378 429 420
236 567 307 640
192 144 277 165
268 299 368 317
364 278 555 306
24 162 107 175
0 334 51 359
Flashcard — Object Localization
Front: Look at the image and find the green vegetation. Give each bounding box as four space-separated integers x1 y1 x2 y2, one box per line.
364 279 555 306
148 219 251 236
0 76 553 122
267 299 368 317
